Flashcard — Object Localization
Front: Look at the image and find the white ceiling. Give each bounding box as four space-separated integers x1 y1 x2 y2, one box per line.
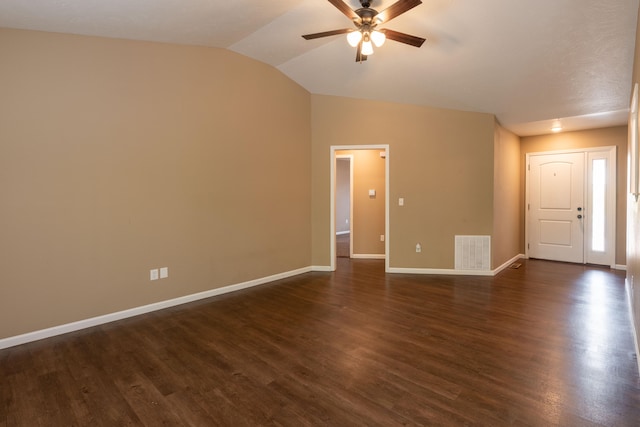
0 0 637 136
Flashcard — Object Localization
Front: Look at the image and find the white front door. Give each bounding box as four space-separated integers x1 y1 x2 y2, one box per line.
528 152 585 263
526 147 616 266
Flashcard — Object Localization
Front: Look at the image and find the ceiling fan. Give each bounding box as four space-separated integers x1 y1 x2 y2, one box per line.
302 0 426 62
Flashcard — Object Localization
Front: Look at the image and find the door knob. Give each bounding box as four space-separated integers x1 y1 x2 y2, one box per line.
577 207 583 211
577 214 583 219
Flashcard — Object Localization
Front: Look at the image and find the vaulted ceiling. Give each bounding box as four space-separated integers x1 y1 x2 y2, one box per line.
1 0 638 136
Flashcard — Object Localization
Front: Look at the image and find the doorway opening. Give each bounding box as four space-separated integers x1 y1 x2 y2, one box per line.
335 155 352 258
525 146 616 267
330 145 389 272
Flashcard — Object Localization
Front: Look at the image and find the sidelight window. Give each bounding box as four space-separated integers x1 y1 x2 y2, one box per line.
591 158 606 253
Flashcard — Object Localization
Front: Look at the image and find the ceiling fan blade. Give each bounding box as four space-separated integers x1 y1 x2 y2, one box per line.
302 28 351 40
355 41 368 62
376 0 422 23
328 0 358 20
381 29 426 47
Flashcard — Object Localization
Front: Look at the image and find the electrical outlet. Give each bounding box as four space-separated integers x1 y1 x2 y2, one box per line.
380 234 385 242
160 267 169 279
150 269 159 281
399 198 404 206
416 243 422 253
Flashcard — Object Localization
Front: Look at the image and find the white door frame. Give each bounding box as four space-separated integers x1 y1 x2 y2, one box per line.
330 145 390 272
525 146 617 267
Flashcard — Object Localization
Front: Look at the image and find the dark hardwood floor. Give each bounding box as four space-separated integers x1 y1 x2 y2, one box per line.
1 258 639 426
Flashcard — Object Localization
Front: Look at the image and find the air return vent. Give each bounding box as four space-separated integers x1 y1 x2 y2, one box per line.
455 235 491 271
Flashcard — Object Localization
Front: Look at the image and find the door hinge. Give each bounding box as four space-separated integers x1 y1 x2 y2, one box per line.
527 243 530 249
528 164 530 171
527 203 530 210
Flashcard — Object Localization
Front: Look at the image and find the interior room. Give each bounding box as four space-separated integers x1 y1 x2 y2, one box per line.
1 0 640 425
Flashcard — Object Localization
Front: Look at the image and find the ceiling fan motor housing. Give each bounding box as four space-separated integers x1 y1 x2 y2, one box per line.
354 6 378 30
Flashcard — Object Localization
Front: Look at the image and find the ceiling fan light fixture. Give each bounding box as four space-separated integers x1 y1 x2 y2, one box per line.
551 119 563 132
362 40 374 55
347 30 363 47
371 30 386 47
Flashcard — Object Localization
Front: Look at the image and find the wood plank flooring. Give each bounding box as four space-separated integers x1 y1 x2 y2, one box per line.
1 258 639 426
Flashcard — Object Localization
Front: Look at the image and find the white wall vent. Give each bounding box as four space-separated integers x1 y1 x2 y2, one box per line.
455 235 491 271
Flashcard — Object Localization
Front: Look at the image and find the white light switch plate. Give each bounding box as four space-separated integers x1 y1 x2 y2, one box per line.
150 269 159 281
160 267 169 279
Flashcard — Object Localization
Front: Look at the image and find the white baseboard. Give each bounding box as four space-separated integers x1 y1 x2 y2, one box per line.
351 254 385 260
311 265 333 272
388 254 524 277
615 264 627 271
336 231 350 236
493 254 526 275
0 266 312 350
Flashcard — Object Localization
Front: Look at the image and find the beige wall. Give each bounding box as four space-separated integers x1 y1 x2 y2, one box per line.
336 150 386 256
521 126 628 266
0 29 312 339
627 3 640 367
493 123 522 267
312 95 497 269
